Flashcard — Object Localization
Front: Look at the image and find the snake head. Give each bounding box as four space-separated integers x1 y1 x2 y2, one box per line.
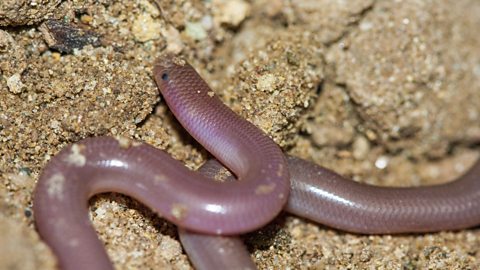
153 54 188 92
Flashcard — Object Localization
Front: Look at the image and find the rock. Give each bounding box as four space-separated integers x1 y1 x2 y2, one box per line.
132 14 163 42
213 0 251 28
39 20 102 54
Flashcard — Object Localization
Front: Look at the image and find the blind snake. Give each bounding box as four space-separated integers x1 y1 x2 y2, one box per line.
33 55 480 269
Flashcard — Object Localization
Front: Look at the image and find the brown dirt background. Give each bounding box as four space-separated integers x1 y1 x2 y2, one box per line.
1 0 479 269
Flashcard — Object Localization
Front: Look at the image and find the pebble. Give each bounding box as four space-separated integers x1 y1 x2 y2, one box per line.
213 0 251 27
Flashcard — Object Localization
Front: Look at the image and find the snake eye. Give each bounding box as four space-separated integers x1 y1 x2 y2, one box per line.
161 73 169 81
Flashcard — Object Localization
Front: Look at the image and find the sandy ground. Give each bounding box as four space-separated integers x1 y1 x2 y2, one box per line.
1 0 480 269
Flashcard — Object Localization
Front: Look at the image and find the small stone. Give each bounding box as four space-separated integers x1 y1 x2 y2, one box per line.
132 14 162 42
80 15 93 24
161 26 184 54
6 74 24 94
40 20 102 53
157 237 182 261
213 0 251 28
185 22 207 41
375 156 389 170
256 74 277 92
352 135 370 160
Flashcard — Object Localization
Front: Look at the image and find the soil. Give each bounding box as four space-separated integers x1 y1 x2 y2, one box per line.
1 0 479 269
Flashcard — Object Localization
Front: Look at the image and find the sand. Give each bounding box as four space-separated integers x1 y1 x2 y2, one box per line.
1 0 479 269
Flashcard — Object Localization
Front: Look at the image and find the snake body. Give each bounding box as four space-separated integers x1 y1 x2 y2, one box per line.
33 56 480 269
